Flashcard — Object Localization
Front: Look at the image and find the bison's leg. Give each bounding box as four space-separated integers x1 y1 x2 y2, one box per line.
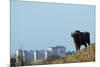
76 46 80 51
88 40 90 45
79 45 80 50
75 44 80 51
76 46 79 51
84 43 87 48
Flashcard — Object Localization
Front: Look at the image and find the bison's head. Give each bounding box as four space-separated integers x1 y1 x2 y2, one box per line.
71 30 80 37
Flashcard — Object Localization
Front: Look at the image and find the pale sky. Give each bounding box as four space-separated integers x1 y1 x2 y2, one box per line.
11 1 95 54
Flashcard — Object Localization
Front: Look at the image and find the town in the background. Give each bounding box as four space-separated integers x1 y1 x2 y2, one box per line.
11 46 75 66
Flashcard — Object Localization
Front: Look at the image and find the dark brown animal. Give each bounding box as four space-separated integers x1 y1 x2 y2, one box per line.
71 30 90 51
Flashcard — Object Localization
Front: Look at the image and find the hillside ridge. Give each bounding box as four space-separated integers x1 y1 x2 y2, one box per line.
35 43 95 64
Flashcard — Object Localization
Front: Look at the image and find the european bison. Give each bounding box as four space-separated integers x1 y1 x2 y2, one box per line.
71 30 90 51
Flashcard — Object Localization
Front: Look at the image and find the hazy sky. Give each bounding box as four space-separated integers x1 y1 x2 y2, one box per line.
11 1 95 54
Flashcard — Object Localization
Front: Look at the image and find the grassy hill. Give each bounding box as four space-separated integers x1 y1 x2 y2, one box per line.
35 43 95 65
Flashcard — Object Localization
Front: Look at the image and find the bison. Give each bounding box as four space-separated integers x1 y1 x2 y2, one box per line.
71 30 90 51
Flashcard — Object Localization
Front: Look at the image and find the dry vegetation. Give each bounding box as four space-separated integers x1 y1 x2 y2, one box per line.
12 43 95 67
35 43 95 65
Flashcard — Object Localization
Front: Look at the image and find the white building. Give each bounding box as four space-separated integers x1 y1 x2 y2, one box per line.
16 49 23 65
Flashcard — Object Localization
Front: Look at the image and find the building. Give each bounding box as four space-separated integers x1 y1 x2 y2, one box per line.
23 50 34 62
55 46 66 57
23 50 47 62
22 50 36 65
47 46 66 57
16 49 23 66
35 50 47 62
47 47 54 57
15 46 66 64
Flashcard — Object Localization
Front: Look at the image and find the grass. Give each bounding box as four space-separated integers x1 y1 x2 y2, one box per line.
34 43 95 65
64 43 95 63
